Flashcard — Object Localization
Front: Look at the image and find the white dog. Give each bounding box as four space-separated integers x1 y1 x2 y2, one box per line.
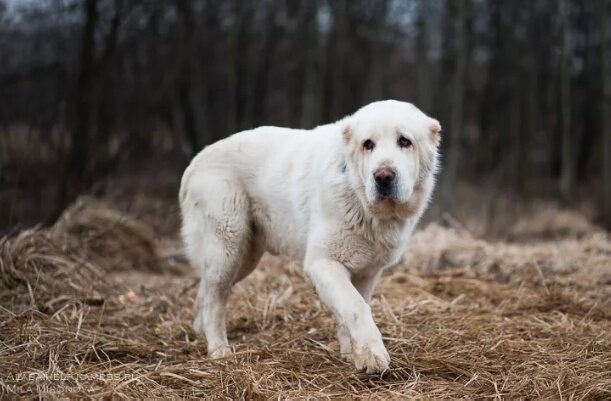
179 100 441 373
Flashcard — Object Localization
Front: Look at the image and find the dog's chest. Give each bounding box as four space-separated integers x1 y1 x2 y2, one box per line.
328 223 407 272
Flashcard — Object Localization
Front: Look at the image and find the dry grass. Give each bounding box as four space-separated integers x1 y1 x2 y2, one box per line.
0 198 610 399
51 196 163 273
0 228 108 310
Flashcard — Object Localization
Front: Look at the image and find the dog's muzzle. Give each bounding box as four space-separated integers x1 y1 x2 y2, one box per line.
373 167 397 198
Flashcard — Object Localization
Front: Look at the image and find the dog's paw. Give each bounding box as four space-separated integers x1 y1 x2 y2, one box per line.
352 339 390 374
340 351 353 363
208 345 232 359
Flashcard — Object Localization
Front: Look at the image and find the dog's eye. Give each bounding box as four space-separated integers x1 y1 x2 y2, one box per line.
363 139 375 151
398 136 412 149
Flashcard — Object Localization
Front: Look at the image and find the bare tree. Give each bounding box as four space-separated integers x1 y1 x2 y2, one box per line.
559 0 574 201
442 0 468 200
252 1 282 127
227 0 253 133
300 0 323 128
601 0 611 227
57 0 98 218
174 0 200 156
364 0 390 103
416 0 432 113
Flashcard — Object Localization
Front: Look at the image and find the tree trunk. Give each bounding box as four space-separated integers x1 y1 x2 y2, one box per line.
526 5 540 188
252 4 281 127
559 0 574 201
416 0 432 113
228 1 251 133
442 0 467 201
300 0 322 128
54 0 98 222
175 0 200 156
329 0 349 119
365 0 390 103
601 0 611 228
94 0 123 168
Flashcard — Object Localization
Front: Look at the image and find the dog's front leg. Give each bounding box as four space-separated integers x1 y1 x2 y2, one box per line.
304 258 390 373
337 270 383 362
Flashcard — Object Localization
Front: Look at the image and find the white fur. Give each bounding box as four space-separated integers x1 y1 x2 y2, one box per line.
179 100 441 373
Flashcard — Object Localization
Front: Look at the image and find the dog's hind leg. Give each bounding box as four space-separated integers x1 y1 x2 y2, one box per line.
181 176 262 358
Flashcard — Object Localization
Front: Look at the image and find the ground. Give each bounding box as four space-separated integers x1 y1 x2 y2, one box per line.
0 183 610 399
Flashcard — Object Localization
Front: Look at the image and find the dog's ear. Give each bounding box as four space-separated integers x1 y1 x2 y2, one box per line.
342 124 352 144
429 119 441 147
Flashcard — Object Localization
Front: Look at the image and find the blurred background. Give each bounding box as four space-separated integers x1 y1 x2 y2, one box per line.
0 0 610 234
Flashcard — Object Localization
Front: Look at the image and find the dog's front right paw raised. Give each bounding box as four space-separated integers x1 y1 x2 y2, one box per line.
352 339 390 374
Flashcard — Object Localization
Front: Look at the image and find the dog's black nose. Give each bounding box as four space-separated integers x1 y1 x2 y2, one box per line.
374 167 396 187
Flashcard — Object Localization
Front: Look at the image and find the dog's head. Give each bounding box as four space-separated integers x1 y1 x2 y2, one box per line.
341 100 441 220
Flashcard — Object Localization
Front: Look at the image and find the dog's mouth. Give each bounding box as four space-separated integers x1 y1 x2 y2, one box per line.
374 185 399 203
372 181 414 205
376 188 399 203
